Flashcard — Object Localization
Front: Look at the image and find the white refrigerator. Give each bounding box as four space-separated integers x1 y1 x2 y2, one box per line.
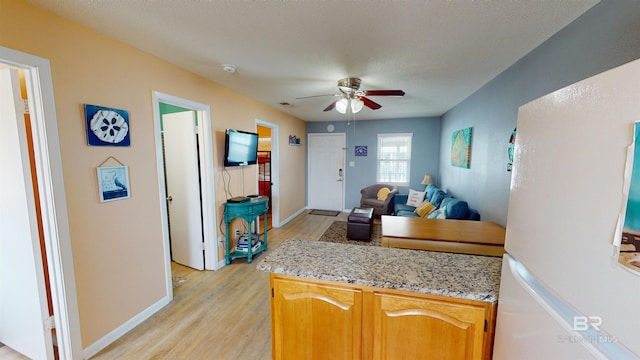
493 59 640 359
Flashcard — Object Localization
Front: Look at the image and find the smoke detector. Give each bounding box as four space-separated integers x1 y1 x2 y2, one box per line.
222 64 237 74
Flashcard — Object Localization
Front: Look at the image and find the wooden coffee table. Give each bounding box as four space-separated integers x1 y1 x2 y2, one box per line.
381 215 506 256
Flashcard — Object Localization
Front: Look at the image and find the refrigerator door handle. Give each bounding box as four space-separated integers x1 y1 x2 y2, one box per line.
504 255 636 360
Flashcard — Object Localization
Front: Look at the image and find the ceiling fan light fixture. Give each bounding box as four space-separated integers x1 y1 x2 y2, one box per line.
300 77 404 114
337 78 361 91
336 98 349 114
351 98 364 113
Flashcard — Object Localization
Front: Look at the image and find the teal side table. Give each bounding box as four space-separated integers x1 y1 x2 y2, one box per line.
224 197 269 264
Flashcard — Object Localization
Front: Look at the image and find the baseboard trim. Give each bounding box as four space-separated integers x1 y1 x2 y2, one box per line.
216 258 226 269
82 295 171 359
280 207 307 226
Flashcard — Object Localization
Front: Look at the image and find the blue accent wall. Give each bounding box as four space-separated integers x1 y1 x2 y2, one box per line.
440 0 640 226
307 117 440 210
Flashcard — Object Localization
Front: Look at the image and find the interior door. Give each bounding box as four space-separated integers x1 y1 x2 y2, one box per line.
0 69 54 358
163 111 204 270
308 133 345 211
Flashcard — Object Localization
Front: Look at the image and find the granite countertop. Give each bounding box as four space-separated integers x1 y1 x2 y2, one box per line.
257 239 502 303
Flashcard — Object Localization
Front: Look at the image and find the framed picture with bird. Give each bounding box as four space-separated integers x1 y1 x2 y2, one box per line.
97 165 130 202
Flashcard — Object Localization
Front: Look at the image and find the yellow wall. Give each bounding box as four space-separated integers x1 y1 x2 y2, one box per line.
1 0 306 348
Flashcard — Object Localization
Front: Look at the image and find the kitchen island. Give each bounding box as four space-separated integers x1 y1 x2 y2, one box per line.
257 239 502 360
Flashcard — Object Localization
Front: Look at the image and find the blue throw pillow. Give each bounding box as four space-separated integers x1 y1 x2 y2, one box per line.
466 209 481 221
443 199 469 219
430 190 447 208
425 184 438 200
440 196 454 208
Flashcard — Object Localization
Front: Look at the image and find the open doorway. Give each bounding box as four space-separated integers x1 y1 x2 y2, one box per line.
256 120 280 228
256 125 272 230
0 46 82 359
161 107 206 272
152 92 220 292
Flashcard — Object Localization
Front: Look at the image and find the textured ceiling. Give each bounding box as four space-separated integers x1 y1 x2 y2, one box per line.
27 0 598 121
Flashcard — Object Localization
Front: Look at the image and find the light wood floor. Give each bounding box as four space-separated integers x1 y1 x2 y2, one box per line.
0 345 28 360
0 210 347 360
90 210 348 359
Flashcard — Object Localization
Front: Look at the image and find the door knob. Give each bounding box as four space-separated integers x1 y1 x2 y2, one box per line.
167 196 173 202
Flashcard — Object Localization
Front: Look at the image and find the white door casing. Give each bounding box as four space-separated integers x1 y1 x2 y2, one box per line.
307 133 346 211
152 92 219 278
163 111 204 270
1 45 87 360
0 68 54 359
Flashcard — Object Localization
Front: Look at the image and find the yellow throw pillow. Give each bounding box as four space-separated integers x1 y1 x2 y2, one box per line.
414 200 436 217
377 187 391 200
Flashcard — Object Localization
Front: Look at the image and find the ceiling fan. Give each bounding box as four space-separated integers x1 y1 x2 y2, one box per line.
297 77 405 114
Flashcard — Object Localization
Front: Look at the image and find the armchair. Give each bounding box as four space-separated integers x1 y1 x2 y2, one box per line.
359 184 398 216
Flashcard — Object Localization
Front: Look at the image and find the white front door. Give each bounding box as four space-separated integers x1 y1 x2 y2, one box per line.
307 133 346 211
163 111 204 270
0 69 54 358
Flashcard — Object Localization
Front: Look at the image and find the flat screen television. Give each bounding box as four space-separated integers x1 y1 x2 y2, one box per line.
224 129 259 167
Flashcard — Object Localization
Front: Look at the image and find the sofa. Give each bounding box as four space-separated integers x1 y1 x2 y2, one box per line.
394 184 480 220
359 184 399 216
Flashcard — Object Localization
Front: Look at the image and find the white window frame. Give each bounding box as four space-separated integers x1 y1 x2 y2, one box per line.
376 133 412 185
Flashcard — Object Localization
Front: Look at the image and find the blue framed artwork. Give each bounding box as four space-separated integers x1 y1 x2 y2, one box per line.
355 146 367 156
85 104 130 146
97 165 130 202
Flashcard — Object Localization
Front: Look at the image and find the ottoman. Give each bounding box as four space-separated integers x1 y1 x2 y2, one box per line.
347 207 374 241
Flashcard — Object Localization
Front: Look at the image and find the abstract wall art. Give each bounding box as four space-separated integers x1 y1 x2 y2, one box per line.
451 127 473 169
619 122 640 273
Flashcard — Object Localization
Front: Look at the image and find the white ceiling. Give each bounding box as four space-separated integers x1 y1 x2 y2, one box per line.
27 0 598 122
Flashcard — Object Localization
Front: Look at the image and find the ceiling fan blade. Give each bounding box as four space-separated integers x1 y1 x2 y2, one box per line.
323 99 339 112
363 90 405 96
296 94 339 100
361 96 382 110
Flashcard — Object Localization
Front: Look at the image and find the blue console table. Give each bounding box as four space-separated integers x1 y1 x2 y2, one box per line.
224 196 269 264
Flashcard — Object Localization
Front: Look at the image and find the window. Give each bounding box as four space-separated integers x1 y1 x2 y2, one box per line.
377 133 412 185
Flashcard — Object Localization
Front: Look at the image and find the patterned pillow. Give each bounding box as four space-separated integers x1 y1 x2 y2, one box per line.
406 189 426 207
427 206 446 219
414 200 436 217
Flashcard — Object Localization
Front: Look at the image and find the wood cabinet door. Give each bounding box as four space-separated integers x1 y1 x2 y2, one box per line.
372 292 487 360
271 277 363 360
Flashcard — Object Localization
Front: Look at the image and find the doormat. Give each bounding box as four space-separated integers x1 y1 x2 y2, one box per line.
309 209 341 216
